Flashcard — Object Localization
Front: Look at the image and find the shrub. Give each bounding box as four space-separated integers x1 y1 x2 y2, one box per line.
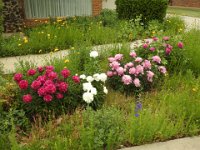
98 9 118 27
115 0 168 25
0 0 3 50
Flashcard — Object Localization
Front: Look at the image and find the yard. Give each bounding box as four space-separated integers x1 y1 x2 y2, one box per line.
1 0 200 150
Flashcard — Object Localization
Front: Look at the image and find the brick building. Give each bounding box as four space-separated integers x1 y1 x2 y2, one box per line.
171 0 200 7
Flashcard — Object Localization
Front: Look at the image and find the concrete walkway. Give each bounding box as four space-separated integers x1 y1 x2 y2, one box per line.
121 136 200 150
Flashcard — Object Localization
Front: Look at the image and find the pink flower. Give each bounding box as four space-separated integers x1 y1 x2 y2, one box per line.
108 57 116 63
72 76 80 83
14 73 23 82
133 78 141 87
158 66 167 74
135 65 144 75
122 75 132 85
125 62 134 68
48 72 58 80
45 84 56 94
31 80 41 90
178 42 184 49
130 51 137 58
147 71 154 82
43 94 53 102
114 54 123 61
37 75 46 84
152 56 161 64
110 61 120 70
107 71 114 77
56 93 64 99
38 87 46 96
37 66 44 73
116 67 124 76
143 43 149 49
46 66 54 71
27 69 36 76
163 36 170 41
165 47 172 55
44 80 54 86
149 47 156 52
23 94 32 103
19 80 28 90
58 82 68 93
129 67 136 75
143 60 151 69
152 37 158 41
61 69 70 78
135 57 143 63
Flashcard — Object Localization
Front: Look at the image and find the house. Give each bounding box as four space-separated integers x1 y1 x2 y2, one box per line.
170 0 200 7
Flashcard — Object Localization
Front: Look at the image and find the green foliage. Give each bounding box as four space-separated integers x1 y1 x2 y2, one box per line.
115 0 168 25
0 0 3 51
98 9 118 27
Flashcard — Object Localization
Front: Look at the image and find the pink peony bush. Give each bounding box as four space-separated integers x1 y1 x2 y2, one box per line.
107 52 167 96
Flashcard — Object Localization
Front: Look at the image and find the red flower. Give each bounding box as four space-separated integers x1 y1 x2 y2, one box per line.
45 84 56 94
31 80 41 90
44 80 54 86
14 73 23 82
23 94 32 103
43 94 53 102
37 75 46 84
19 80 28 90
27 69 36 76
48 72 58 80
37 87 46 96
72 76 80 83
56 93 64 99
61 69 70 78
37 66 44 73
58 82 68 93
178 42 184 49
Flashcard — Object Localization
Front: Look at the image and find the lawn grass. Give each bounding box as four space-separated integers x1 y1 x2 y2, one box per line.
167 6 200 18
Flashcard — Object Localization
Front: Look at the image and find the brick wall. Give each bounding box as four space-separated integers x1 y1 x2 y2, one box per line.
92 0 102 16
172 0 200 8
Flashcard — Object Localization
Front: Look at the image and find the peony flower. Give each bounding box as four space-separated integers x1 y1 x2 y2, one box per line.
58 82 68 93
48 72 58 80
83 92 94 103
38 87 46 96
61 69 70 78
130 51 137 58
129 67 136 75
122 75 132 85
158 66 167 74
135 57 143 63
37 66 44 73
90 51 98 58
110 61 120 70
56 93 64 99
152 56 161 64
14 73 23 82
80 74 86 79
143 60 151 69
178 42 184 49
136 65 144 75
114 54 123 61
37 75 46 84
116 67 124 76
19 80 28 90
31 80 41 90
163 36 170 41
99 73 107 82
149 47 156 52
125 62 134 69
43 94 53 102
133 78 141 87
44 80 54 86
108 57 116 63
72 75 80 83
143 43 149 49
165 47 172 55
46 66 54 71
91 87 97 95
23 94 32 103
45 84 56 94
103 86 108 94
106 71 113 77
152 37 158 41
93 73 100 81
27 69 36 76
83 82 93 91
86 76 94 82
147 71 154 82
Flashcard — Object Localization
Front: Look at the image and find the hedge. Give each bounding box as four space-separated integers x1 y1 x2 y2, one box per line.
0 0 3 45
115 0 168 25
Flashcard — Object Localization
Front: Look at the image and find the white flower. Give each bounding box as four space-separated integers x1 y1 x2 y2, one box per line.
91 87 97 95
86 76 94 82
90 51 98 58
93 73 100 81
83 82 93 91
80 74 86 79
83 92 94 103
99 73 107 82
103 86 108 94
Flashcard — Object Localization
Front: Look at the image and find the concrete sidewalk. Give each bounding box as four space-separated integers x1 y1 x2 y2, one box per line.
121 136 200 150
